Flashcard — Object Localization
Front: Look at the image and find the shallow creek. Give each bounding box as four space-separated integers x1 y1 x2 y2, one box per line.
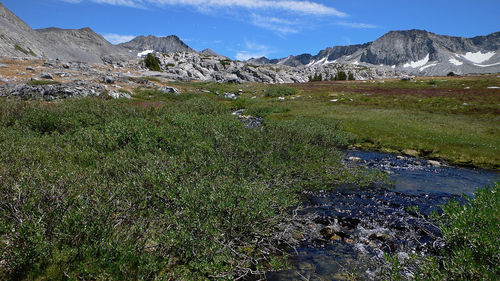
266 150 499 280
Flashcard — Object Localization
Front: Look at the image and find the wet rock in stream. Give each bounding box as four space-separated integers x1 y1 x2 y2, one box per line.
267 187 463 280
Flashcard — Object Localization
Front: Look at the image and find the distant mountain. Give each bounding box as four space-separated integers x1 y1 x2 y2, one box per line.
200 48 220 56
249 30 500 76
119 35 195 57
35 27 131 63
0 2 132 63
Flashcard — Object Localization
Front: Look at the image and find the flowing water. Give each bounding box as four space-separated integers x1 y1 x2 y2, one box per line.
266 150 499 281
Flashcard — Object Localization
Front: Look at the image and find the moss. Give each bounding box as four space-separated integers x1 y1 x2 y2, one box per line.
27 80 60 86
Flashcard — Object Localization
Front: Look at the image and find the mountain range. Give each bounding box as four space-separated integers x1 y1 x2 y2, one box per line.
248 30 500 76
0 1 498 76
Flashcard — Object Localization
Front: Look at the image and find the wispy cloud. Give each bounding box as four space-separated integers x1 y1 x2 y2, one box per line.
62 0 347 16
236 40 274 61
102 33 136 44
336 21 378 29
251 14 298 34
62 0 349 35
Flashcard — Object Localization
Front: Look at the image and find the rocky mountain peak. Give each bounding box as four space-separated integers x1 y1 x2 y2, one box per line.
200 48 219 56
119 34 195 55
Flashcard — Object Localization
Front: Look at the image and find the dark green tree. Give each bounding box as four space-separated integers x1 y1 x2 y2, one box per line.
144 53 161 72
337 71 347 81
348 72 355 81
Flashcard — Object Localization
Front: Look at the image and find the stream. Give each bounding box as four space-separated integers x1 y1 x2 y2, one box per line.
266 150 499 280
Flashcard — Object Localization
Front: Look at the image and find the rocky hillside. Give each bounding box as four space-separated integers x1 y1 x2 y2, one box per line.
35 27 131 64
249 30 500 76
0 2 46 58
146 52 401 83
119 35 194 57
0 2 132 63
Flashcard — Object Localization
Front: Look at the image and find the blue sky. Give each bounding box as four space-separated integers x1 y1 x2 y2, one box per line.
4 0 500 60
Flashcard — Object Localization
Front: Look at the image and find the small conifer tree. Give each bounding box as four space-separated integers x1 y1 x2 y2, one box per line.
337 71 347 81
348 72 355 81
144 53 161 72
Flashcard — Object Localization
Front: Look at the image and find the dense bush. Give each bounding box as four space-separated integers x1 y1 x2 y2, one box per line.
0 95 373 280
264 85 299 97
423 182 500 280
381 183 499 280
144 53 161 72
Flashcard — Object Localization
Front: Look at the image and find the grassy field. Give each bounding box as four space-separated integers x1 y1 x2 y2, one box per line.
0 74 498 280
184 75 500 169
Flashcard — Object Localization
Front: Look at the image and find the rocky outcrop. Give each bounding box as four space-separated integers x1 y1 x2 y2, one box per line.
148 52 401 83
0 81 112 100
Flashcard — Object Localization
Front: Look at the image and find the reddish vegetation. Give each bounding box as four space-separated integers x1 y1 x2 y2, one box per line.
293 79 500 101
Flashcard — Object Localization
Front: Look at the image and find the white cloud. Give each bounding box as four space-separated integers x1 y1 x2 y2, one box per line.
236 51 267 61
235 40 275 60
65 0 347 16
251 14 298 34
336 21 378 29
91 0 143 8
102 33 136 44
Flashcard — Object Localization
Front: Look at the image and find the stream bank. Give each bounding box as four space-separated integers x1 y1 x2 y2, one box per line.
267 150 499 280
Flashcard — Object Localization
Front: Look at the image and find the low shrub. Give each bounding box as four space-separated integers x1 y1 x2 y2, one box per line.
0 95 374 280
380 182 500 280
26 80 60 86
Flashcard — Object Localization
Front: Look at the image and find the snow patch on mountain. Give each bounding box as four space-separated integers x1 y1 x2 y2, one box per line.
459 51 495 64
403 54 430 68
419 63 437 71
137 50 154 57
473 62 500 67
449 57 463 66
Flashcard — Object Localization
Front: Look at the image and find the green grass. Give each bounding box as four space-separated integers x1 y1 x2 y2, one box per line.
224 76 500 169
26 80 60 86
264 85 299 97
0 95 376 280
14 45 36 56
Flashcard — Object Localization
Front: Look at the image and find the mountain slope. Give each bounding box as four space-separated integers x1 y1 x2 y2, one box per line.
0 2 132 63
252 30 500 76
119 35 195 56
35 27 131 63
0 2 45 57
